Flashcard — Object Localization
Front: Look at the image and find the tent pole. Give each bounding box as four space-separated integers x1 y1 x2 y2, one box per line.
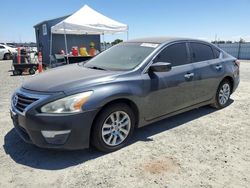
63 22 69 64
102 33 105 51
49 31 53 68
127 29 129 41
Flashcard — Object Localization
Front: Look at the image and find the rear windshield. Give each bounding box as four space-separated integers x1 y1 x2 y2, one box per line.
84 43 156 71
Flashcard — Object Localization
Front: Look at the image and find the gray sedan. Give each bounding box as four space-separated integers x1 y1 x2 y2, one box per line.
10 37 240 152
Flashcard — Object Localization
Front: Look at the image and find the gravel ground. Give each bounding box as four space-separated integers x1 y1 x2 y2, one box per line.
0 60 249 188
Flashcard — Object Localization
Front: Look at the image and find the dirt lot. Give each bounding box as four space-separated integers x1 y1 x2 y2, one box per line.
0 60 249 188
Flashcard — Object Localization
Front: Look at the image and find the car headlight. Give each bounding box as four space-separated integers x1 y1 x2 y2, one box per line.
40 91 93 113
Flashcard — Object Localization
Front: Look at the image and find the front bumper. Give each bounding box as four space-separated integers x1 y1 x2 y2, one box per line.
10 106 99 150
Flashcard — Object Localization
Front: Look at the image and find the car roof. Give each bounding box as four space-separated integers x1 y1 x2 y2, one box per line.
125 37 204 44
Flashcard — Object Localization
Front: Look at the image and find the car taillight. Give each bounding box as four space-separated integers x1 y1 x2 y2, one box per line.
234 60 240 67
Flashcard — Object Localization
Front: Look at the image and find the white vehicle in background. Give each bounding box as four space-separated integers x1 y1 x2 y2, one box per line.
2 44 17 53
0 44 17 60
0 45 11 60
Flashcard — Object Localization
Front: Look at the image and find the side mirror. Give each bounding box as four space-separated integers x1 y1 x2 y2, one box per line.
149 62 172 72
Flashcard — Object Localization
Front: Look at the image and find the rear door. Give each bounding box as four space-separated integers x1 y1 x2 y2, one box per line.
189 42 223 103
143 42 197 121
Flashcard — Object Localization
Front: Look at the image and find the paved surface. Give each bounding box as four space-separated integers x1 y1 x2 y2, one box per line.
0 60 249 188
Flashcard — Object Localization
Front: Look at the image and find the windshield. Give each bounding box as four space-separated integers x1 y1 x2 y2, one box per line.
84 43 156 71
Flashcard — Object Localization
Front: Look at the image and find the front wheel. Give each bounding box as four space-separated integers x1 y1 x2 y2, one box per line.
4 53 11 60
211 79 232 109
91 103 135 152
13 69 22 76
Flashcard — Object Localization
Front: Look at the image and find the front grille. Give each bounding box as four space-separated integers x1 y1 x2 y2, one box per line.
15 93 38 112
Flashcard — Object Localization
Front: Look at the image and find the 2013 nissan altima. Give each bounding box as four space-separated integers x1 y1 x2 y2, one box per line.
10 37 240 152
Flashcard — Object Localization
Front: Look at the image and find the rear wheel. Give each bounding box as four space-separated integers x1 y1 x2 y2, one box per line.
211 79 232 109
91 103 135 152
29 68 36 75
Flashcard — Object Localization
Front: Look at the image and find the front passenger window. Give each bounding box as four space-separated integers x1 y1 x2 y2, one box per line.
153 43 188 66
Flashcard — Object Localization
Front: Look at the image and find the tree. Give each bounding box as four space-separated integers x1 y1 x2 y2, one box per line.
239 38 245 43
111 39 123 45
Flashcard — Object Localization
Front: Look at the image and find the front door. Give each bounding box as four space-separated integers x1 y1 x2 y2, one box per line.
142 42 196 121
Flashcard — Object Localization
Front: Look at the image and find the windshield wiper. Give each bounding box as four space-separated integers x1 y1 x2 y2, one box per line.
87 66 107 71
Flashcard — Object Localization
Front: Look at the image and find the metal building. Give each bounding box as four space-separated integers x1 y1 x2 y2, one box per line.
34 16 100 65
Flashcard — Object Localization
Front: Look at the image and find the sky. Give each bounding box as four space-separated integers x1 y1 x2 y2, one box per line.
0 0 250 43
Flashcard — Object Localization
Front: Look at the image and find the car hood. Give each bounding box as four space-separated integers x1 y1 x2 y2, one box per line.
22 64 119 92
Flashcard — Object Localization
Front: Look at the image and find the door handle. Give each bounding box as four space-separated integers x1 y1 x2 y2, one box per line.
215 65 223 70
184 72 194 80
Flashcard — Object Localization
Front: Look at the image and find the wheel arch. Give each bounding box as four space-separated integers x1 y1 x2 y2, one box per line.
93 98 140 127
4 52 11 60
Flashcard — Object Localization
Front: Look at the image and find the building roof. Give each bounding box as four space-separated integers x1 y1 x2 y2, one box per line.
33 15 71 28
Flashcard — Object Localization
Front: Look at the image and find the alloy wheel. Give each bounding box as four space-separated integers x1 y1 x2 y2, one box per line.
219 83 231 105
101 111 131 146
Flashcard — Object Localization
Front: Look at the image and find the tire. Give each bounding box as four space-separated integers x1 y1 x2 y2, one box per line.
13 70 19 76
13 69 22 76
18 69 23 75
4 53 11 60
91 103 135 152
211 79 232 109
42 64 47 70
29 68 36 75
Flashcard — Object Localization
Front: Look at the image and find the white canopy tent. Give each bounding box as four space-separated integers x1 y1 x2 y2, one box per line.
50 5 128 65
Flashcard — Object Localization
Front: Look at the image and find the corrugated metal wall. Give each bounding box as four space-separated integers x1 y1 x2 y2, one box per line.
215 43 250 59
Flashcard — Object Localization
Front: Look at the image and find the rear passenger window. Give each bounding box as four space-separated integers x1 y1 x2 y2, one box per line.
212 47 220 58
154 43 188 66
190 43 214 62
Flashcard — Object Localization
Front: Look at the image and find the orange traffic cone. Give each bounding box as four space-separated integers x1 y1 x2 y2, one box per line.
17 47 21 64
38 63 43 73
38 52 43 73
